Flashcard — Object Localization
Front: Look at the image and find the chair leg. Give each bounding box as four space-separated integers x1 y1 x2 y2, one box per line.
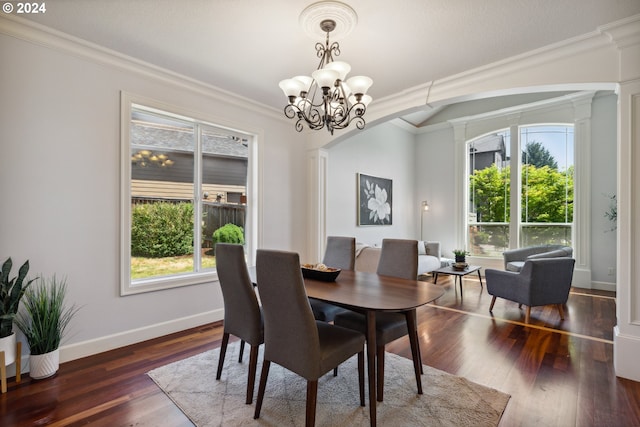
238 340 245 363
358 351 365 407
254 360 271 420
376 346 385 402
306 380 318 427
246 344 259 404
418 339 424 375
333 367 338 377
216 332 230 380
557 304 565 320
525 306 531 324
405 310 424 391
489 296 497 312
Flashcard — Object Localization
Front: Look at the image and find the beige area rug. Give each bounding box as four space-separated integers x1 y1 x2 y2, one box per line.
148 341 510 426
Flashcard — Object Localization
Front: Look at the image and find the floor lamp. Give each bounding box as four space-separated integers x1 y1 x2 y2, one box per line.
420 200 429 240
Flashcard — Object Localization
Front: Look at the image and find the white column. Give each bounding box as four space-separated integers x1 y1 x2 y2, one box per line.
606 20 640 381
307 149 329 263
614 79 640 382
572 94 594 288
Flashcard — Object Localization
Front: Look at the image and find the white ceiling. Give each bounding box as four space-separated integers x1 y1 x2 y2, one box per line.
21 0 640 123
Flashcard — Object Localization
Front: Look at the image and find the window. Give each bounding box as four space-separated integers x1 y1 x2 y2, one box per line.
519 125 574 247
121 96 254 295
468 130 511 257
467 125 574 257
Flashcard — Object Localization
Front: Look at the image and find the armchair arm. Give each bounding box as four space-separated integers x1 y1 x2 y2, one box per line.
502 245 561 269
485 268 533 305
527 247 573 259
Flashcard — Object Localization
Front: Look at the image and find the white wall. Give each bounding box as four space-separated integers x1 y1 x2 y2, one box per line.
590 94 618 284
325 122 416 249
0 19 307 363
415 126 458 258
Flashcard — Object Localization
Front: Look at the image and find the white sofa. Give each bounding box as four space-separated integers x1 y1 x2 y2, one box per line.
355 241 442 277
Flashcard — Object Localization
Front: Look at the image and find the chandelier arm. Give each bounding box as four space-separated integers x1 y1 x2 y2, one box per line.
283 104 298 120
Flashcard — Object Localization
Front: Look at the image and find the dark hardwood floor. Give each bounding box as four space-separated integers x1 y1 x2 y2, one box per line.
2 275 639 426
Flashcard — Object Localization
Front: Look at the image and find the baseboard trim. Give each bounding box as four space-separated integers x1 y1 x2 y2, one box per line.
57 309 224 365
3 310 224 379
590 280 617 292
614 326 640 382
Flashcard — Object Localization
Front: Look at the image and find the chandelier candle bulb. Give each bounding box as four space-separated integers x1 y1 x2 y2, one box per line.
346 76 373 96
324 61 351 81
279 79 306 101
312 69 340 90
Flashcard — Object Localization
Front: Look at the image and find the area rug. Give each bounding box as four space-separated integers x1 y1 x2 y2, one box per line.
148 341 509 426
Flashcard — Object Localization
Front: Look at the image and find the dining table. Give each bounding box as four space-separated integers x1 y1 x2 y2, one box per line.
305 270 443 426
251 267 444 427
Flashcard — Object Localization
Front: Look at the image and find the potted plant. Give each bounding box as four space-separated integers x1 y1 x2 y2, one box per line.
14 275 79 379
452 249 469 264
0 258 36 367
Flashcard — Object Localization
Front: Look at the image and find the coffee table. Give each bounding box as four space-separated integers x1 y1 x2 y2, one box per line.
433 265 483 296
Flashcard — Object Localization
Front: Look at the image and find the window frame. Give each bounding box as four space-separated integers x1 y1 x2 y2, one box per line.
452 91 595 262
466 124 575 257
120 92 258 295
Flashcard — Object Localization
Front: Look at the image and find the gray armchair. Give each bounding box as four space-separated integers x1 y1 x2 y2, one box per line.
503 244 573 272
486 258 575 323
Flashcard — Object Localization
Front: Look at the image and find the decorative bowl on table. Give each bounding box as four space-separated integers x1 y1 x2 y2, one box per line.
301 263 341 282
452 262 468 271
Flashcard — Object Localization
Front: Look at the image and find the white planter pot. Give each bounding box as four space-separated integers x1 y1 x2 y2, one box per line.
0 333 17 366
29 348 59 379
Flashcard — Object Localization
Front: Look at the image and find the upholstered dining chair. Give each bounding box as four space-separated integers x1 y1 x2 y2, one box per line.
333 238 423 401
254 249 365 427
214 243 264 404
486 257 576 323
310 236 356 322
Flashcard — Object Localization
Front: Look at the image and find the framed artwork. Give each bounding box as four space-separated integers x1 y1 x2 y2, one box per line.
357 173 393 226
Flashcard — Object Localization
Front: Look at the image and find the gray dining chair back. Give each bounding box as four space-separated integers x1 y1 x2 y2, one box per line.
322 236 356 270
214 243 263 404
311 236 356 322
254 249 365 426
334 238 424 401
377 238 419 280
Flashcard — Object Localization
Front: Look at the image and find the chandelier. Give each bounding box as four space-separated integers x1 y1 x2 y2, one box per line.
279 18 372 135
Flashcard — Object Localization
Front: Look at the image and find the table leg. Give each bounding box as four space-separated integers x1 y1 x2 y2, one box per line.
434 273 439 284
366 311 377 427
405 310 423 394
477 269 484 289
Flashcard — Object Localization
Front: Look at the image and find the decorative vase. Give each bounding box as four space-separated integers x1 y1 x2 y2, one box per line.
0 333 17 366
455 255 466 264
29 349 59 379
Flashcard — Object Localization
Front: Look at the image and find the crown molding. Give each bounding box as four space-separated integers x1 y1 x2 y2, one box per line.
0 14 285 122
